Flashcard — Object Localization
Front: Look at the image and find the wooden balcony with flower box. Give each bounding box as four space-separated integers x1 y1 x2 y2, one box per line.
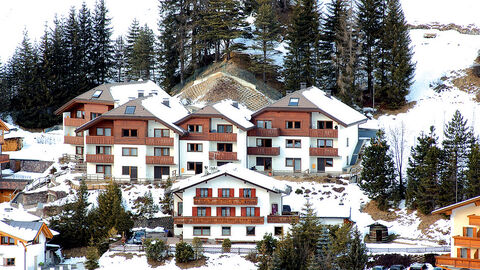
194 197 258 205
247 147 280 156
309 129 338 138
146 156 175 165
248 128 280 137
267 215 300 224
208 132 237 142
436 254 480 269
0 154 9 164
209 151 237 161
64 135 84 145
309 147 338 157
146 137 174 146
86 136 114 145
173 216 264 225
86 154 114 163
64 117 87 127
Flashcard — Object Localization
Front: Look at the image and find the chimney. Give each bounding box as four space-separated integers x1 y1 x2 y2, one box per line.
232 101 239 109
162 98 170 107
325 90 332 98
300 82 307 89
286 90 293 95
128 97 135 101
152 90 158 95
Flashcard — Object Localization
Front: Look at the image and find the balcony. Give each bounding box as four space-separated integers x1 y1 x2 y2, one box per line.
436 254 480 269
146 156 175 165
114 137 146 145
0 154 9 164
247 147 280 156
173 216 264 225
453 236 480 248
86 136 114 145
469 215 480 226
208 133 237 142
86 154 114 163
309 147 338 156
248 128 280 137
194 197 258 205
209 151 237 161
146 137 174 146
267 215 300 223
0 136 4 145
309 129 338 138
64 136 84 145
64 117 87 127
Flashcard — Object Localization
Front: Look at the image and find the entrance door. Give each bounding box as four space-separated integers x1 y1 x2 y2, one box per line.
130 166 138 181
272 204 278 215
264 157 272 171
154 166 170 179
195 162 203 174
294 158 301 172
376 230 383 242
317 158 325 172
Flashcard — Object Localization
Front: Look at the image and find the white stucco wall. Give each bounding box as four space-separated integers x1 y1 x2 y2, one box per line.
0 233 47 270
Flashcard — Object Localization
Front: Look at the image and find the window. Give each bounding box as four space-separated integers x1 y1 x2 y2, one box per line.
187 162 203 174
5 258 15 266
286 139 301 148
256 157 272 170
317 139 333 148
96 127 111 136
178 202 183 216
318 121 333 129
125 106 136 114
246 207 255 216
96 165 112 175
288 97 299 106
197 207 207 216
246 226 255 236
154 129 170 137
221 207 231 217
138 90 144 97
76 110 85 119
285 121 301 129
347 138 349 147
217 143 233 152
154 147 170 156
217 125 233 133
460 248 468 258
221 189 230 198
244 189 252 198
96 146 112 155
122 147 138 156
76 131 83 137
193 227 210 236
467 227 474 237
76 146 84 155
222 227 231 236
122 129 138 137
286 158 294 167
256 138 272 147
187 124 202 133
200 188 209 198
187 143 203 152
92 90 102 98
325 158 334 167
274 227 283 236
257 120 272 129
1 236 14 245
91 112 101 119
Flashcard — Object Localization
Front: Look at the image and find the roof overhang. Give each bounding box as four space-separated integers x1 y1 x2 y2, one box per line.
54 99 114 115
0 120 9 131
432 195 480 215
175 114 253 131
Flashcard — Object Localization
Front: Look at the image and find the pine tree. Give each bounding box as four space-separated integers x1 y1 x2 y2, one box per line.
113 36 127 82
78 1 95 88
342 227 368 270
85 239 100 270
158 0 180 92
91 0 114 84
360 129 397 210
128 25 156 80
466 140 480 199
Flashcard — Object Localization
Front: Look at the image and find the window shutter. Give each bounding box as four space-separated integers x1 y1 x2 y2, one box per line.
240 188 244 197
475 249 479 259
255 207 260 217
217 207 222 216
218 188 222 197
241 207 246 216
474 227 478 238
231 207 236 216
251 189 256 198
468 248 471 259
230 188 234 197
196 188 201 197
208 188 212 197
464 227 467 237
457 248 461 258
192 207 197 216
206 207 211 216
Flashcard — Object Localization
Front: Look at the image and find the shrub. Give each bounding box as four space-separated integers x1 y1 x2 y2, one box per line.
245 250 258 263
256 233 277 255
192 237 204 260
295 189 303 194
175 241 194 263
84 244 100 270
222 238 232 252
144 239 169 262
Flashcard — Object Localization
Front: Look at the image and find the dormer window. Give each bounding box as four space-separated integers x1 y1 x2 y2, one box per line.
92 90 102 98
125 106 136 114
152 90 158 95
288 97 299 106
138 90 144 97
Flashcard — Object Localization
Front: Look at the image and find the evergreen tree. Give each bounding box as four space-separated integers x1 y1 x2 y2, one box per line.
466 140 480 199
91 0 114 84
341 227 368 270
128 25 156 80
158 0 180 92
85 239 100 270
125 18 141 60
113 36 127 82
78 1 95 88
360 129 397 210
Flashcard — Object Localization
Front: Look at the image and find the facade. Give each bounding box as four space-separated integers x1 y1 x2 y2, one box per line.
433 196 480 269
171 163 297 241
0 119 9 168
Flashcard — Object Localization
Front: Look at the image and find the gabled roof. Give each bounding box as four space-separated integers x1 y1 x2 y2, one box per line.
432 195 480 215
253 86 367 127
170 163 292 194
0 119 10 131
175 100 254 130
0 220 54 243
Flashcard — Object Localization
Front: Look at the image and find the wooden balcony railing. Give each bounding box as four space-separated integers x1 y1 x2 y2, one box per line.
86 136 114 145
146 156 175 165
453 236 480 248
208 133 237 142
267 215 300 223
309 129 338 138
209 151 237 160
469 215 480 226
64 136 84 145
145 137 174 146
436 254 480 269
64 117 87 127
248 128 280 137
114 137 146 145
86 154 114 163
194 197 258 205
309 147 338 156
0 136 4 145
173 216 264 225
0 154 9 164
247 147 280 156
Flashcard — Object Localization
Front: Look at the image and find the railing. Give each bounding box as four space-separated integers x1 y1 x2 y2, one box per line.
114 137 146 145
174 216 264 225
248 128 280 137
86 154 114 163
267 215 299 223
145 137 174 146
64 117 87 127
145 156 175 165
247 147 280 156
366 246 450 254
309 129 338 138
82 174 171 183
110 244 257 255
309 147 338 156
209 151 237 160
208 133 237 142
453 235 480 247
0 154 9 164
436 254 480 269
86 136 114 144
194 197 258 205
64 136 84 145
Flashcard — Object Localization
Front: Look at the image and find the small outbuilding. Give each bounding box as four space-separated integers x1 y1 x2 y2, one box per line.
367 222 389 243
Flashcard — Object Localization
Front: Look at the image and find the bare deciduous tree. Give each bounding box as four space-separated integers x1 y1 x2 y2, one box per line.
388 121 406 199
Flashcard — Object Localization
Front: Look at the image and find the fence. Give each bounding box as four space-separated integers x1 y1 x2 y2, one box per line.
109 244 257 255
367 246 450 254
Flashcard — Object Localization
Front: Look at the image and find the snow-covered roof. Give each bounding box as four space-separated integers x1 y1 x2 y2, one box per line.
432 195 480 215
0 220 55 242
110 80 169 106
171 163 291 194
0 203 41 222
212 100 254 129
142 95 189 133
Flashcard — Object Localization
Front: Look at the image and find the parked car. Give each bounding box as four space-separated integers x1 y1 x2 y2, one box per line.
389 265 405 270
408 263 427 270
129 230 146 244
372 266 386 270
